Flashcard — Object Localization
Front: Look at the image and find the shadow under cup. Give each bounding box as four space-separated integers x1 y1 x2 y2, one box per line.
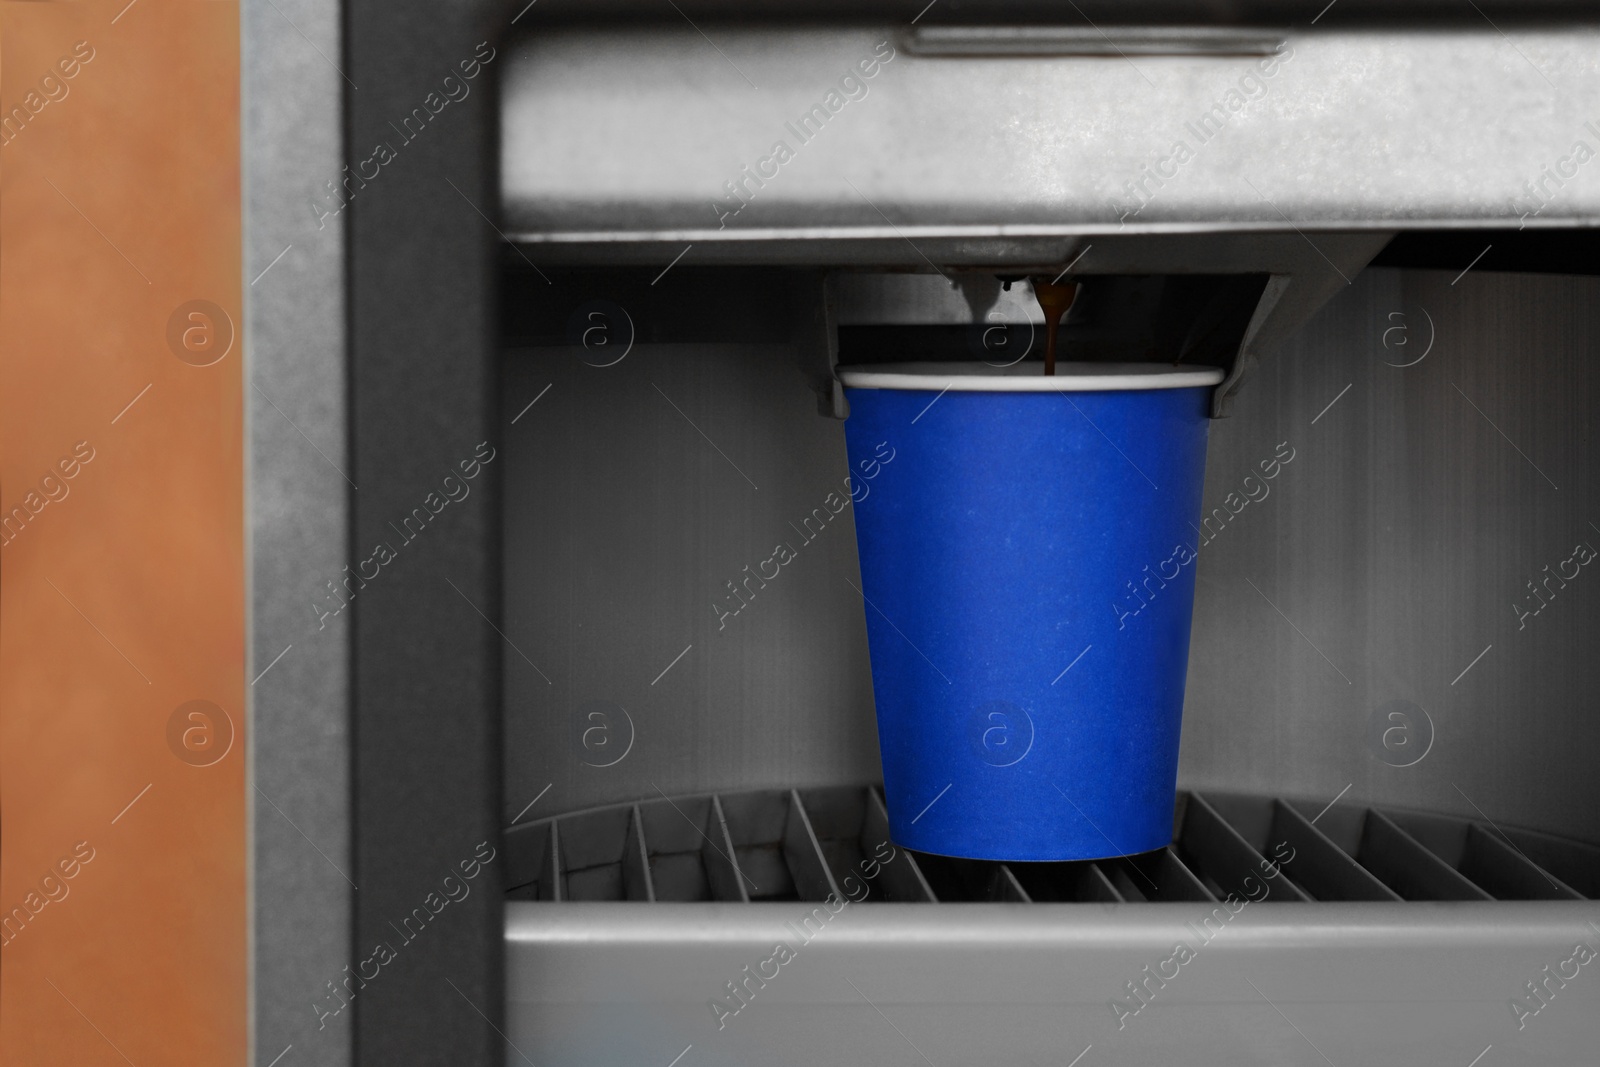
839 361 1223 862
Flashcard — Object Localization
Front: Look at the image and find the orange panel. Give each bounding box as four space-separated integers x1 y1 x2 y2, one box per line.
1 2 245 1064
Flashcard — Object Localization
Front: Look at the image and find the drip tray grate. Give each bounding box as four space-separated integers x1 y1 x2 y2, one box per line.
505 787 1600 1064
504 785 1596 905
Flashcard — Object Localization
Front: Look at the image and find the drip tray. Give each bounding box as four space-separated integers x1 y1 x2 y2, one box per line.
506 787 1600 1065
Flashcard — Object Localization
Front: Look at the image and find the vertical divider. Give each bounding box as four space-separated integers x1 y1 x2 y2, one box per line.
866 787 938 902
899 853 940 903
1118 848 1215 902
706 794 751 903
1183 793 1312 901
1362 811 1493 901
1160 848 1219 901
1085 863 1126 902
547 821 564 903
1269 800 1399 901
1462 824 1582 900
994 866 1033 902
623 804 657 902
784 789 844 901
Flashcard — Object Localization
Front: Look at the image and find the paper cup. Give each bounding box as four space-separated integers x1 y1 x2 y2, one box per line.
839 361 1224 861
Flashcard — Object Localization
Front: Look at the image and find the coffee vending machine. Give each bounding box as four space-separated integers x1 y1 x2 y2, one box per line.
246 3 1600 1065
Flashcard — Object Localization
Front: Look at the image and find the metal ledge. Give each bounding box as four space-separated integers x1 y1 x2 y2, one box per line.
904 25 1289 56
511 1 1600 22
507 902 1600 1064
503 26 1600 259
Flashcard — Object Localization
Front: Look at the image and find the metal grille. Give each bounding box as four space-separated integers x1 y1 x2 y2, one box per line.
504 786 1597 905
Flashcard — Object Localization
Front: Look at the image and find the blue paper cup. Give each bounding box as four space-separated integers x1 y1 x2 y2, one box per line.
838 361 1224 862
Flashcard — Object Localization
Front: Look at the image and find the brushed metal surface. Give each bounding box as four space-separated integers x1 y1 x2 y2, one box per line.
502 26 1600 257
1180 267 1600 846
242 0 352 1064
501 339 882 820
514 0 1600 17
506 900 1600 1065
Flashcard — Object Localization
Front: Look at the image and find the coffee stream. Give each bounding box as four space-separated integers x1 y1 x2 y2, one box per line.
1031 278 1079 376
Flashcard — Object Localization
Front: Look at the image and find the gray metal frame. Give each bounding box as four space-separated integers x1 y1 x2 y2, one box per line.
344 1 504 1064
243 0 353 1065
246 0 508 1059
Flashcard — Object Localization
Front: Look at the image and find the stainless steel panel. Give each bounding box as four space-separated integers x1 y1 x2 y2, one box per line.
242 0 351 1063
507 901 1600 1066
1180 268 1600 844
513 0 1600 15
503 27 1600 258
501 339 880 817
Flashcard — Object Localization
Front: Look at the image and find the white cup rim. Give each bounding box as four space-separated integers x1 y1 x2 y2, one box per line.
837 361 1225 392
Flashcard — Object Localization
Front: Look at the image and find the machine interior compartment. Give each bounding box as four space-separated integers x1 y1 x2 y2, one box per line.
500 261 1600 846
